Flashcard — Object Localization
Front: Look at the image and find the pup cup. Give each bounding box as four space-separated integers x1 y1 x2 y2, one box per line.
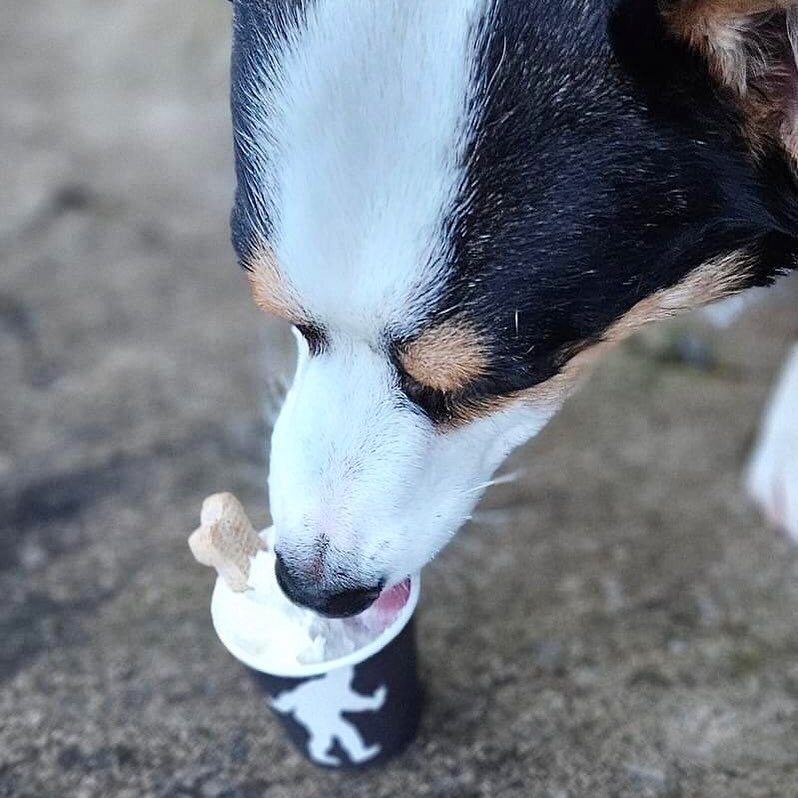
190 494 422 768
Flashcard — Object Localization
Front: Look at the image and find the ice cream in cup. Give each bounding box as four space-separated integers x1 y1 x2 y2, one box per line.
189 494 422 768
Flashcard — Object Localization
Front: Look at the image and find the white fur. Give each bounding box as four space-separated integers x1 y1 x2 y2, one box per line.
242 0 489 338
747 345 798 542
269 331 556 588
243 0 557 591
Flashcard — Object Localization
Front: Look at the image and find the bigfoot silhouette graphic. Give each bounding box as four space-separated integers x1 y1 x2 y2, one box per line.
271 666 387 766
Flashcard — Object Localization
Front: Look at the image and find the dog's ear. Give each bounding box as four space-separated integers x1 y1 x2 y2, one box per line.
660 1 798 157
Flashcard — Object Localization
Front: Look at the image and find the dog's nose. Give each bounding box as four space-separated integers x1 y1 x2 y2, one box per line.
274 552 381 618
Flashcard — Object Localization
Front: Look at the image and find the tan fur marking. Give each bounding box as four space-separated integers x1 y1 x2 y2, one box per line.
441 249 756 429
600 247 756 337
523 248 756 404
400 321 487 393
665 1 790 92
244 245 306 323
664 1 798 158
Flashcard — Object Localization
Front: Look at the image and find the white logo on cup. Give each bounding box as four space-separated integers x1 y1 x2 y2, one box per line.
271 665 387 766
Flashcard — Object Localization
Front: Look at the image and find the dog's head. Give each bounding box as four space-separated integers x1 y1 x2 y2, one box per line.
229 0 798 615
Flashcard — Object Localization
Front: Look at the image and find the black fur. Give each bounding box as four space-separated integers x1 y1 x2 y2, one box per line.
423 0 798 407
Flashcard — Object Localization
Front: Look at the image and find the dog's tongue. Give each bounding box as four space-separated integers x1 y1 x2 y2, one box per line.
370 578 411 617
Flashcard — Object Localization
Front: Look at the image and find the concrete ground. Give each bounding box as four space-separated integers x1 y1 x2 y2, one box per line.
2 2 798 796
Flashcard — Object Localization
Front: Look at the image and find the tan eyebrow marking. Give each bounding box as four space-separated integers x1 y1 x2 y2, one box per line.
438 248 756 428
525 247 756 401
243 243 307 324
398 320 488 393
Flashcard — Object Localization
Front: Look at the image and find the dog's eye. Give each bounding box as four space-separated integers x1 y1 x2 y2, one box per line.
398 372 457 424
295 324 326 356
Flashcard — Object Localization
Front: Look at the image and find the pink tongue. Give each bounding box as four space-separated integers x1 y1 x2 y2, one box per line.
371 578 411 618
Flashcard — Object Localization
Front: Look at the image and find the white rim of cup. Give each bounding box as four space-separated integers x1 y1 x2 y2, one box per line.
210 573 421 678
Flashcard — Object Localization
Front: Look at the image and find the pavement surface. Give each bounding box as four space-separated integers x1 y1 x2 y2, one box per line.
2 2 798 796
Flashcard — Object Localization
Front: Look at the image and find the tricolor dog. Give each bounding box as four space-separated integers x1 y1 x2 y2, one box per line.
229 0 798 617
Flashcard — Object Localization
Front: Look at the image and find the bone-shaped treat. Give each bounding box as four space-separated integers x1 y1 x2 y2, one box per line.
188 493 265 592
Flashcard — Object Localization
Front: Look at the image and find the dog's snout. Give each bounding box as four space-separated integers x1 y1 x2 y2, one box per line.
274 552 381 618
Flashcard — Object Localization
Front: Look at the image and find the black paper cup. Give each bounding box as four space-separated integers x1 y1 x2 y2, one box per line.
210 575 422 768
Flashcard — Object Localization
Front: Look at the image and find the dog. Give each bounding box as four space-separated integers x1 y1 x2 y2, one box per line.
228 0 798 617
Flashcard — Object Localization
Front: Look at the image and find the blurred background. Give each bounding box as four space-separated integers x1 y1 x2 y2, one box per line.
2 2 798 796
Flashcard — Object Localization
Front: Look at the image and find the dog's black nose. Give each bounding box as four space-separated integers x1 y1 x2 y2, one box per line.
274 552 381 618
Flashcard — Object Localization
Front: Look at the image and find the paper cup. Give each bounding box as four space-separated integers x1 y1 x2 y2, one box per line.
210 575 422 768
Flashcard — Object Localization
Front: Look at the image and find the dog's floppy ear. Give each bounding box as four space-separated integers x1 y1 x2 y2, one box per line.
660 1 798 157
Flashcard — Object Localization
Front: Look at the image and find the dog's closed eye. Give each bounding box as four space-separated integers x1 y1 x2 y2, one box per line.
394 361 510 428
396 369 459 424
